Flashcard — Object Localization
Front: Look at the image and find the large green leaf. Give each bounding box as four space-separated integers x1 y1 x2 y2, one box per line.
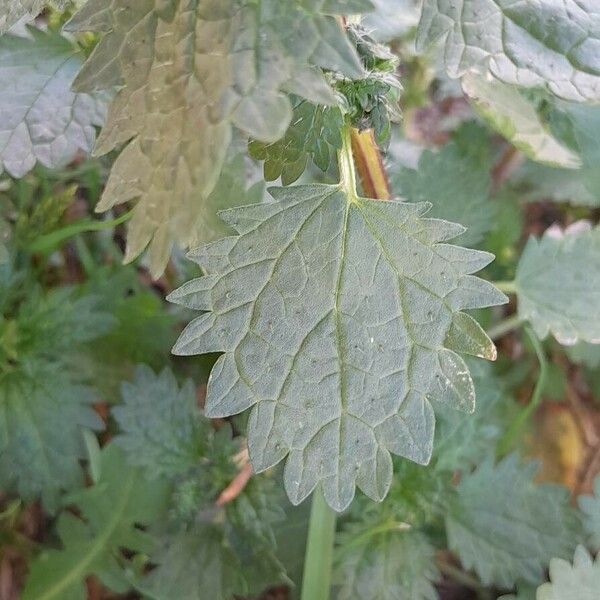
579 476 600 550
391 122 497 246
334 524 439 600
537 546 600 600
515 222 600 345
169 180 506 511
417 0 600 103
66 0 369 276
445 454 581 588
461 75 581 169
0 28 105 178
22 443 170 600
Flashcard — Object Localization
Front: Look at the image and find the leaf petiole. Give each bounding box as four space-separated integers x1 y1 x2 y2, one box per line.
300 487 337 600
28 209 134 254
497 326 548 455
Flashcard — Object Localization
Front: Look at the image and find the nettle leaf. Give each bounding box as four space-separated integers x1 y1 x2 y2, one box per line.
391 122 496 247
363 0 421 43
515 222 600 345
137 524 248 600
0 279 113 507
249 100 344 185
537 546 600 600
579 476 600 549
417 0 600 103
169 182 506 511
0 28 105 178
113 366 208 480
0 0 65 33
0 367 103 508
334 524 439 600
66 0 367 276
22 443 170 600
445 454 581 588
139 496 289 600
461 75 581 169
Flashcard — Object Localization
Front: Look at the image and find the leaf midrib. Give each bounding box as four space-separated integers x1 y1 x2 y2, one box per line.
35 472 136 600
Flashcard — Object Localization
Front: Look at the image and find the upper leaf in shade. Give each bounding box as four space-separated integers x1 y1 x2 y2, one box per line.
66 0 366 276
249 100 344 185
0 28 105 178
579 476 600 550
334 525 439 600
21 444 170 600
417 0 600 103
537 546 600 600
515 221 600 345
445 454 581 588
391 122 496 247
169 183 506 511
461 75 581 169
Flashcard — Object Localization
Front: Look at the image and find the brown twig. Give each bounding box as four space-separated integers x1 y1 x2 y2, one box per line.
491 145 524 193
216 462 253 507
350 128 391 200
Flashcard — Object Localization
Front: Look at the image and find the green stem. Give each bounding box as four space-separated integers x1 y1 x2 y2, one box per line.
492 280 517 294
301 488 337 600
28 209 133 254
486 314 523 340
338 124 359 202
497 326 548 456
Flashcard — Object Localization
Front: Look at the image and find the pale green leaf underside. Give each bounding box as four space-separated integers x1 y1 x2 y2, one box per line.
334 527 439 600
537 546 600 600
579 476 600 549
169 184 505 511
67 0 366 276
417 0 600 103
461 75 581 169
515 222 600 345
446 455 580 588
0 29 105 178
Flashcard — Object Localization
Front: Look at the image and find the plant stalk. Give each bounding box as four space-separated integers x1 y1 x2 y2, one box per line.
300 487 337 600
486 314 522 340
497 326 548 455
